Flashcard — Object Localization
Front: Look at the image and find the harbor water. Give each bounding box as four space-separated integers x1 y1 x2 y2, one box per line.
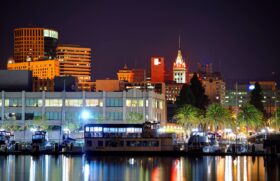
0 155 279 181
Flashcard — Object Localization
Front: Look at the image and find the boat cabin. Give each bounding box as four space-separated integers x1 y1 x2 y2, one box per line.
32 131 48 144
0 130 13 145
84 122 174 152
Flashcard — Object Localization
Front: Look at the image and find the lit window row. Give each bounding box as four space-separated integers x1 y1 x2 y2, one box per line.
126 99 144 107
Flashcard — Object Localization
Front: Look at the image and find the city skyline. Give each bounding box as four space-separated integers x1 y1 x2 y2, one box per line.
1 1 280 84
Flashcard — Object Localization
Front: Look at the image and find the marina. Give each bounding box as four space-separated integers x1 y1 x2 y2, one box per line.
0 122 279 157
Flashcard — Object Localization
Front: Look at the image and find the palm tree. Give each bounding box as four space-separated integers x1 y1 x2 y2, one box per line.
206 103 230 132
238 103 263 132
175 104 203 131
268 107 280 130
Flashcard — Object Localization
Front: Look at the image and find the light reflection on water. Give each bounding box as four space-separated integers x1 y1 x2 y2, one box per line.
0 155 278 181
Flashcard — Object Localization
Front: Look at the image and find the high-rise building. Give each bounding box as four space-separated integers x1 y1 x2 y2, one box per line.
224 81 278 114
132 69 146 83
7 59 60 80
7 59 60 91
151 57 165 83
56 44 92 91
117 64 134 82
14 28 58 62
202 73 226 104
173 50 188 84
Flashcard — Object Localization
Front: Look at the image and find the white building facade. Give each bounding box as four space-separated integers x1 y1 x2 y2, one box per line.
0 89 166 126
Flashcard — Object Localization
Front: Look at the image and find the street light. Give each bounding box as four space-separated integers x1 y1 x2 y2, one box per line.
81 110 90 121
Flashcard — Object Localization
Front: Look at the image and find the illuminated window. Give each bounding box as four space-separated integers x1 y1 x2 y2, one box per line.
126 100 131 107
65 99 83 107
25 98 43 107
45 99 62 107
138 100 144 107
5 98 22 107
86 99 103 107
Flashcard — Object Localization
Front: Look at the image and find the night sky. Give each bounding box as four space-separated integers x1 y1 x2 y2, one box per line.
1 0 280 86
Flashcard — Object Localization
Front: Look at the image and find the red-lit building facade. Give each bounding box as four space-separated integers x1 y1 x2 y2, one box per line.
151 57 165 83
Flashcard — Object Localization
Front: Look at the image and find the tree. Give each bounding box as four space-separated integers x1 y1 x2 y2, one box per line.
33 115 49 130
250 82 265 114
175 104 203 130
176 73 209 110
238 103 263 131
176 84 195 107
126 112 144 123
189 73 209 110
64 120 80 132
268 107 280 129
206 103 231 131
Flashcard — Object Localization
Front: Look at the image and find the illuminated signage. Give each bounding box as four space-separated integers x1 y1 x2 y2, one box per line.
154 58 160 65
43 29 58 39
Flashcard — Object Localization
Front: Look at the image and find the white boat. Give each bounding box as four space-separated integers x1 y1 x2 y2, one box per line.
186 131 209 153
84 122 178 154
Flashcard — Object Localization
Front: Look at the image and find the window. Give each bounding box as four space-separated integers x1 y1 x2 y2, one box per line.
45 112 61 120
106 112 123 120
65 99 83 107
86 140 92 147
25 98 43 107
4 112 22 120
98 141 103 147
25 112 41 120
45 99 62 107
86 99 103 107
126 99 144 107
105 98 123 107
5 98 22 107
65 112 79 121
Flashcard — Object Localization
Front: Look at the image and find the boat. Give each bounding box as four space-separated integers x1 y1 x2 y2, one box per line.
84 122 179 155
186 131 210 153
226 143 248 154
31 130 52 152
202 133 221 153
0 130 14 152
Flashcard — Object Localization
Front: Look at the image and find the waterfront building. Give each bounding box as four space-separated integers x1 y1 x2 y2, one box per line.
14 28 58 62
0 89 166 125
151 57 165 83
117 65 134 82
56 44 92 91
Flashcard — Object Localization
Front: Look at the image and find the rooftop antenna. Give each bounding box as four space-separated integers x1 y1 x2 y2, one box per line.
179 34 181 50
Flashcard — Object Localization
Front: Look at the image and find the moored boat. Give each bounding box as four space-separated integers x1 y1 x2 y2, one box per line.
84 122 179 155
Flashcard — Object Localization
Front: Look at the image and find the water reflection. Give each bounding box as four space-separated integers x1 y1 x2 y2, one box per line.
0 155 278 181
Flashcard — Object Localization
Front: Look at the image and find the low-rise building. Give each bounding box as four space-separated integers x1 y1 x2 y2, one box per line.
0 89 166 125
